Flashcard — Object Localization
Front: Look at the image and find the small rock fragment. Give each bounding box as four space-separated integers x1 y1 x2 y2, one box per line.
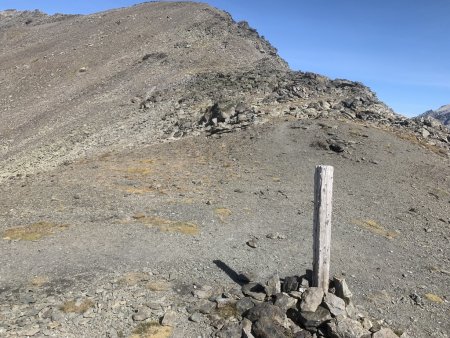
334 277 353 304
216 322 242 338
289 291 303 300
323 292 346 317
242 318 255 338
372 328 399 338
282 276 299 293
20 326 40 337
252 316 286 338
247 239 258 248
297 306 332 329
245 303 285 326
293 331 313 338
420 128 430 138
161 310 177 326
192 285 214 299
188 312 202 323
299 277 310 290
266 232 286 240
329 143 345 153
360 317 373 330
264 273 281 297
197 299 215 314
345 300 357 318
236 297 255 315
273 293 297 311
132 307 152 321
300 287 324 312
326 317 370 338
209 314 226 330
409 293 424 306
242 282 266 301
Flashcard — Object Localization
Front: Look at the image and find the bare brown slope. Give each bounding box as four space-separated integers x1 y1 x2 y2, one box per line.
1 2 448 185
0 2 286 181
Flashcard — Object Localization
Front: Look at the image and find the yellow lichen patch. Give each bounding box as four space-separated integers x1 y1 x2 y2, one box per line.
159 221 198 235
215 303 238 320
352 219 398 239
2 221 68 241
60 299 94 313
215 208 231 222
130 322 172 338
146 281 171 292
124 167 152 175
139 159 156 164
137 216 199 235
425 293 444 303
122 186 154 194
120 272 151 286
30 276 49 287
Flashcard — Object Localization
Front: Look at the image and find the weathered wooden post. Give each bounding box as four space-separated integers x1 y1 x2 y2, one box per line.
312 165 334 293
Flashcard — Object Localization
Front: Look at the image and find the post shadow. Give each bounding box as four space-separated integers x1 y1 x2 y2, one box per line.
213 259 245 286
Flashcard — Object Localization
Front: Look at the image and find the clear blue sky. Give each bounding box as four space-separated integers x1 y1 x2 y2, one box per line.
1 1 449 117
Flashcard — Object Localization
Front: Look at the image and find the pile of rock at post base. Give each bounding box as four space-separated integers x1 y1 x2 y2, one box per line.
189 272 410 338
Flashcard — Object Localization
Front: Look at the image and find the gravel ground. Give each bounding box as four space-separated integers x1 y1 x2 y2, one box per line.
0 118 448 337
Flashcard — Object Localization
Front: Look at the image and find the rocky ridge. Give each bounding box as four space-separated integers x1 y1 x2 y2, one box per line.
140 60 450 156
0 9 76 29
1 2 449 183
420 104 450 127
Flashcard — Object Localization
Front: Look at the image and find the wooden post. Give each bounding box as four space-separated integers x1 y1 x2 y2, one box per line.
312 165 334 293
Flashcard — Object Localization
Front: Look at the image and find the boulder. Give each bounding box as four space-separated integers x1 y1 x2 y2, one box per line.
326 317 370 338
372 328 399 338
245 303 285 326
323 292 346 317
300 287 324 312
297 306 332 329
252 316 287 338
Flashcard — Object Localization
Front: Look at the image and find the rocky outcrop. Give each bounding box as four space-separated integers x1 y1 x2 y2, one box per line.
0 9 76 28
419 104 450 127
139 60 450 157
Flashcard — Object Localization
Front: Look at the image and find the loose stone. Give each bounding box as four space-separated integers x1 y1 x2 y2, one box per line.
300 287 324 313
323 292 346 317
252 316 287 338
297 306 332 330
161 310 177 326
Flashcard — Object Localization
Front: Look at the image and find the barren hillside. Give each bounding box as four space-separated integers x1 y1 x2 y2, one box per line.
0 2 449 338
0 2 286 181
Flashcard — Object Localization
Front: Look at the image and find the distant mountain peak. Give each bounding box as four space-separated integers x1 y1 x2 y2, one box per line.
420 104 450 126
